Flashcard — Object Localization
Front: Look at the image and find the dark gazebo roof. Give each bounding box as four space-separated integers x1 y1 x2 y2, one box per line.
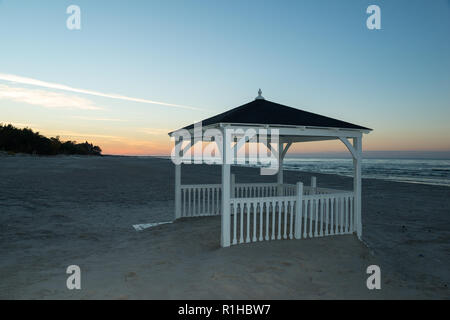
177 96 371 132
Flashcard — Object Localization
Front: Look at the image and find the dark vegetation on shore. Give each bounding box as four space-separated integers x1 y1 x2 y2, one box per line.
0 124 102 156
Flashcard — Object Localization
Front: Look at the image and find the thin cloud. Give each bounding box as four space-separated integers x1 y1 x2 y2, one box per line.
0 84 102 110
140 127 171 135
0 73 202 111
0 124 115 140
56 130 122 140
71 116 128 122
1 121 38 129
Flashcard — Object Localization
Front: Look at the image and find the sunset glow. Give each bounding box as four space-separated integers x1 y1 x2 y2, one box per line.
1 1 449 157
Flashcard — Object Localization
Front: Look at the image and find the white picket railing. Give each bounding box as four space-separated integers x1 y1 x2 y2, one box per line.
301 192 354 238
180 182 295 217
179 184 352 218
234 183 301 198
180 184 222 217
178 177 356 247
229 196 297 245
283 184 297 196
303 186 349 195
228 189 355 246
234 183 278 198
234 183 349 198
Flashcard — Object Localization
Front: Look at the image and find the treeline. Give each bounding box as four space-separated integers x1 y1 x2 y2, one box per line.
0 124 102 156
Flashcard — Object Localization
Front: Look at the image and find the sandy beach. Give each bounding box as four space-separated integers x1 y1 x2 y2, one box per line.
0 155 448 299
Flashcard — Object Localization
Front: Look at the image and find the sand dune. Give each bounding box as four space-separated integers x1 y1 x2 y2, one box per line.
0 156 448 299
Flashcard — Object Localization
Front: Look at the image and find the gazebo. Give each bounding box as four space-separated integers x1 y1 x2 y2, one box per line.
168 90 372 248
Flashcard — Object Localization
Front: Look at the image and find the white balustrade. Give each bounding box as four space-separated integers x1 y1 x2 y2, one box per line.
301 192 354 239
179 178 356 246
229 191 355 246
230 196 297 245
180 184 222 217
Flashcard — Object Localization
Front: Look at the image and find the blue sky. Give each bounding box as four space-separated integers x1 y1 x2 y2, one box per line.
0 0 449 155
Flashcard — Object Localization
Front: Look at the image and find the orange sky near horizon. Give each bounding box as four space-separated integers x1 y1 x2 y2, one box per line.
1 1 449 158
5 118 449 156
35 127 449 156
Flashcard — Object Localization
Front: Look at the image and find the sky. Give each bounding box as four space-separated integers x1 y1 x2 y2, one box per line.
0 0 449 156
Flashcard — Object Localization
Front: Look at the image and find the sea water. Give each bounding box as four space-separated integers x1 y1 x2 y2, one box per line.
283 158 450 187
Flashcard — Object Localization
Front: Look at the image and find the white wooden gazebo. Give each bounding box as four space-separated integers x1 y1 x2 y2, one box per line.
169 90 372 248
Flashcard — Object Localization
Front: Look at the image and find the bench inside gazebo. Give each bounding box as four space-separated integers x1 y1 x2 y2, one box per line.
169 90 372 248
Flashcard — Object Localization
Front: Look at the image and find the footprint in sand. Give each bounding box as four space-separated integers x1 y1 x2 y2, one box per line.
125 271 137 281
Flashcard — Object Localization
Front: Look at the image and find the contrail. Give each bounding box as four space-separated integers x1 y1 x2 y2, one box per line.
0 73 202 111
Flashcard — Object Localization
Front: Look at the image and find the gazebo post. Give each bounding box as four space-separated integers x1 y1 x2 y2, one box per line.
311 176 317 194
221 129 231 247
175 163 181 219
173 138 183 220
277 142 284 196
353 136 363 239
295 182 304 239
231 174 235 198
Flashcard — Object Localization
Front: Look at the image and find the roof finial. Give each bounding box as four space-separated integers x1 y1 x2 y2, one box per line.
255 88 264 100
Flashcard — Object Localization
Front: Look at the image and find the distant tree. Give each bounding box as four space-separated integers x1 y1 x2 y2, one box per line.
0 123 102 156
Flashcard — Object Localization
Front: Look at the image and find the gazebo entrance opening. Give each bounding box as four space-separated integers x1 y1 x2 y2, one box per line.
169 91 371 248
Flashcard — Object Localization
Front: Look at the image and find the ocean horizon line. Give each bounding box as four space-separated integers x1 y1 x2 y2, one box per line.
104 155 450 188
105 150 450 160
